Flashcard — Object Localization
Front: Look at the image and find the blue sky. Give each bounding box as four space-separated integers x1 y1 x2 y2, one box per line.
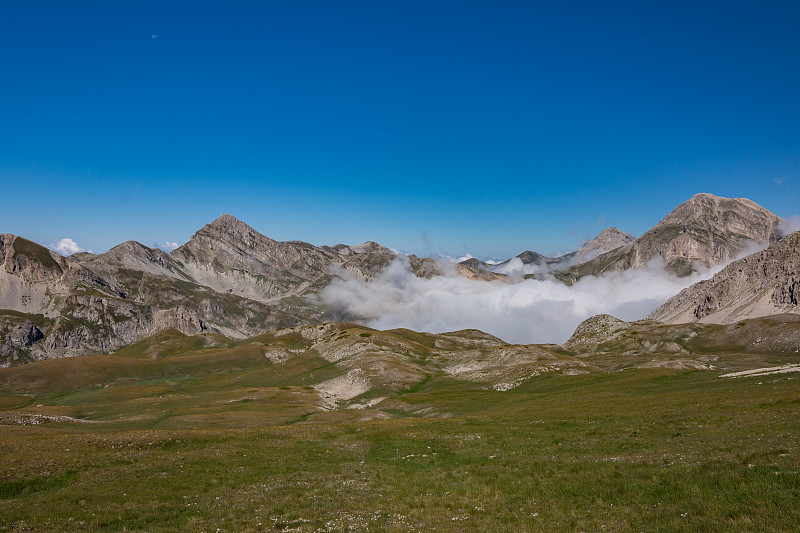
1 1 799 260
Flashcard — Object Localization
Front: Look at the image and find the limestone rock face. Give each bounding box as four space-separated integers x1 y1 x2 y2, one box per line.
557 194 783 281
563 314 627 352
169 214 415 302
0 315 45 367
649 231 800 324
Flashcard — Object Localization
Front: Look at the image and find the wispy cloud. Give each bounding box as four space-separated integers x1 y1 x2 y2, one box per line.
320 256 734 345
157 241 180 252
774 177 787 185
49 238 91 256
780 214 800 235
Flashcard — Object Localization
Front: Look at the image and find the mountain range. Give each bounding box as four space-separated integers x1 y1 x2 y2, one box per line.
0 193 797 367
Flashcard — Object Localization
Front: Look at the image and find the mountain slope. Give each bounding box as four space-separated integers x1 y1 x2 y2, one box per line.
649 231 800 324
0 322 598 408
556 194 783 282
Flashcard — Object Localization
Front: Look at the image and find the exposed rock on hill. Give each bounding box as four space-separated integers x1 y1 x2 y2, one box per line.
0 312 46 367
456 258 506 281
556 194 783 282
649 231 800 324
565 312 800 371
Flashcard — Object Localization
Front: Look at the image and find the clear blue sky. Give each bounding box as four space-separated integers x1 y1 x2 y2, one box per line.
2 1 799 259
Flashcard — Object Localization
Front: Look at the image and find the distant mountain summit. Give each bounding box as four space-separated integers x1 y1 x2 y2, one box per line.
650 231 800 324
556 227 635 267
576 227 634 257
467 227 635 280
556 193 783 282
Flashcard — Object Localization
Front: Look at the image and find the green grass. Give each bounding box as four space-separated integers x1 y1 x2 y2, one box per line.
1 320 799 531
0 363 798 531
11 237 63 273
0 310 52 329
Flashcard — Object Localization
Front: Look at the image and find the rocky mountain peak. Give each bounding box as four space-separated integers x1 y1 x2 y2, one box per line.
1 234 64 281
173 214 279 261
349 241 392 254
92 240 176 275
578 227 634 255
201 214 267 242
516 251 548 265
209 213 244 227
653 193 782 241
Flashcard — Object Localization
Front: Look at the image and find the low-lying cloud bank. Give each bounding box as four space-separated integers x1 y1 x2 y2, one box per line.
320 257 730 345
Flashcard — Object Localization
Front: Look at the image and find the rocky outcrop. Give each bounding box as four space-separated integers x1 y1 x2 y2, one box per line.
0 314 46 367
649 231 800 324
562 312 800 371
456 258 507 281
563 314 628 352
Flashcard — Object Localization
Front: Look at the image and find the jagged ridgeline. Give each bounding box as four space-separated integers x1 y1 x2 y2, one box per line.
0 193 795 366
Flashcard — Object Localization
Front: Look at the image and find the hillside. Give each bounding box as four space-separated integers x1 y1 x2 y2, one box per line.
649 231 800 324
1 317 798 531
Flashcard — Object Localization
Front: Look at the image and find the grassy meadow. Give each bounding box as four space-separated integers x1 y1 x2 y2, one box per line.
1 327 799 532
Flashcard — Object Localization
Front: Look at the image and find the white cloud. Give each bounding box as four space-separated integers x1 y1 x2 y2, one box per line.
158 241 180 252
49 238 90 256
424 252 474 264
319 257 732 345
780 215 800 235
490 257 542 279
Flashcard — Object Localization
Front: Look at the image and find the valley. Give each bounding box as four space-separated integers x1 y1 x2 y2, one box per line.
1 193 799 531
